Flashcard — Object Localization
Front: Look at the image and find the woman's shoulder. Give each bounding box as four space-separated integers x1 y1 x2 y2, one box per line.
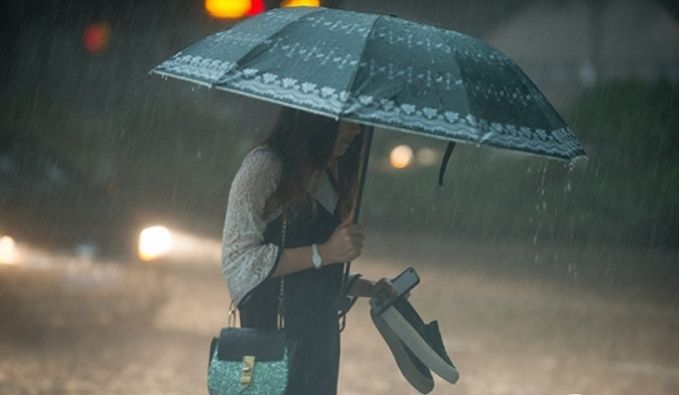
244 143 280 164
240 143 282 176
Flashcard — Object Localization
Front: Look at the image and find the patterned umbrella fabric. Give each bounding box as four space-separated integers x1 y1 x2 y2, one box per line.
151 6 585 161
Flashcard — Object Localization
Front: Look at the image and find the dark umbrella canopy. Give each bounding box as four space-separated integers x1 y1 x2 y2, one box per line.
151 6 585 161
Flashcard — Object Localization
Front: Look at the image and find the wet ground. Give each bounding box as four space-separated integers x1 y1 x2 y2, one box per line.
1 232 678 395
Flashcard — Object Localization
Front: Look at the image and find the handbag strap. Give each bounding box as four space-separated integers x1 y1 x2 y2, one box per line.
228 214 287 329
276 215 287 329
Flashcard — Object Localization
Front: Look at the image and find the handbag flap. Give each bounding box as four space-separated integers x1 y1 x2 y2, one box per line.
217 328 286 361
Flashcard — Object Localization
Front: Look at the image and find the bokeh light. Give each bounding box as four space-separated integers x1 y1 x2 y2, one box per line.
138 226 173 262
0 236 18 265
283 0 321 7
83 22 111 53
205 0 251 19
416 147 438 166
389 144 414 169
247 0 265 16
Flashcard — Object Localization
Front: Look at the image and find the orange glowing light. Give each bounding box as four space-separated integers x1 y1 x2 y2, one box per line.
83 22 111 53
205 0 251 19
389 144 414 169
283 0 321 7
247 0 265 16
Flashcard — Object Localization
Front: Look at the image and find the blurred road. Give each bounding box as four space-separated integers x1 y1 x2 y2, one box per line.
1 235 678 395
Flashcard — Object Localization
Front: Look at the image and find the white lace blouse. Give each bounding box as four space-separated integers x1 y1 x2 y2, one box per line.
221 144 340 306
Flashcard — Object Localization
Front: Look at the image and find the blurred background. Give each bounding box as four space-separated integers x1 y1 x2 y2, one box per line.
1 0 678 394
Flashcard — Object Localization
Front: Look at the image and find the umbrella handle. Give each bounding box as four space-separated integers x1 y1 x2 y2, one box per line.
339 125 373 332
352 125 374 224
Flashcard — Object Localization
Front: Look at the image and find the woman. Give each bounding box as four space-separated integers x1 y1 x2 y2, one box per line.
221 108 396 394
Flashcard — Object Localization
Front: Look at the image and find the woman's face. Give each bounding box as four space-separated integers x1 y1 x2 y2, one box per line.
332 121 362 157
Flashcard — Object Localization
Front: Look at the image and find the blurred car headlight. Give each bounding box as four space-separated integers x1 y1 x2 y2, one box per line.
138 226 173 262
390 144 413 169
0 235 18 264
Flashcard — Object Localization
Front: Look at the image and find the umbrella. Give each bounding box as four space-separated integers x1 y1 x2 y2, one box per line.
151 7 585 164
150 5 586 326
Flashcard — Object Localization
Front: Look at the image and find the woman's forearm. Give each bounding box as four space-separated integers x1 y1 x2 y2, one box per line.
271 247 388 299
271 245 330 277
272 243 336 277
346 277 375 297
270 216 361 277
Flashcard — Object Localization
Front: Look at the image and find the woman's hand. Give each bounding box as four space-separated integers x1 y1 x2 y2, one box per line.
319 216 364 264
347 277 399 298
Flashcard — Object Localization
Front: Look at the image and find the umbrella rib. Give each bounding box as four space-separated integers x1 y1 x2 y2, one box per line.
444 34 477 143
214 7 328 87
338 14 382 117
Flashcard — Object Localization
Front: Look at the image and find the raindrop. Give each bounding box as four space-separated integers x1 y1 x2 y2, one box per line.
567 262 579 280
567 160 577 173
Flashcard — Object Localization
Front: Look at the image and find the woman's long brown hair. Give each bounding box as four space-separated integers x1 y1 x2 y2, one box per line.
255 107 364 223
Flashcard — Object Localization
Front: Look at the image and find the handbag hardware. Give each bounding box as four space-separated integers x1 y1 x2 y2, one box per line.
241 355 255 385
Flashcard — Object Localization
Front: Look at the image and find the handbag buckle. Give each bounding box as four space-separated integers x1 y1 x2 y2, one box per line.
241 355 255 385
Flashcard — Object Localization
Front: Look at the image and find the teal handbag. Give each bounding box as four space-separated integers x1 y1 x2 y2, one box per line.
207 320 289 395
208 217 289 395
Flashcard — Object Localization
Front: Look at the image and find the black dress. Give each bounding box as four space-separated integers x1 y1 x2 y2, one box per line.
238 194 344 395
